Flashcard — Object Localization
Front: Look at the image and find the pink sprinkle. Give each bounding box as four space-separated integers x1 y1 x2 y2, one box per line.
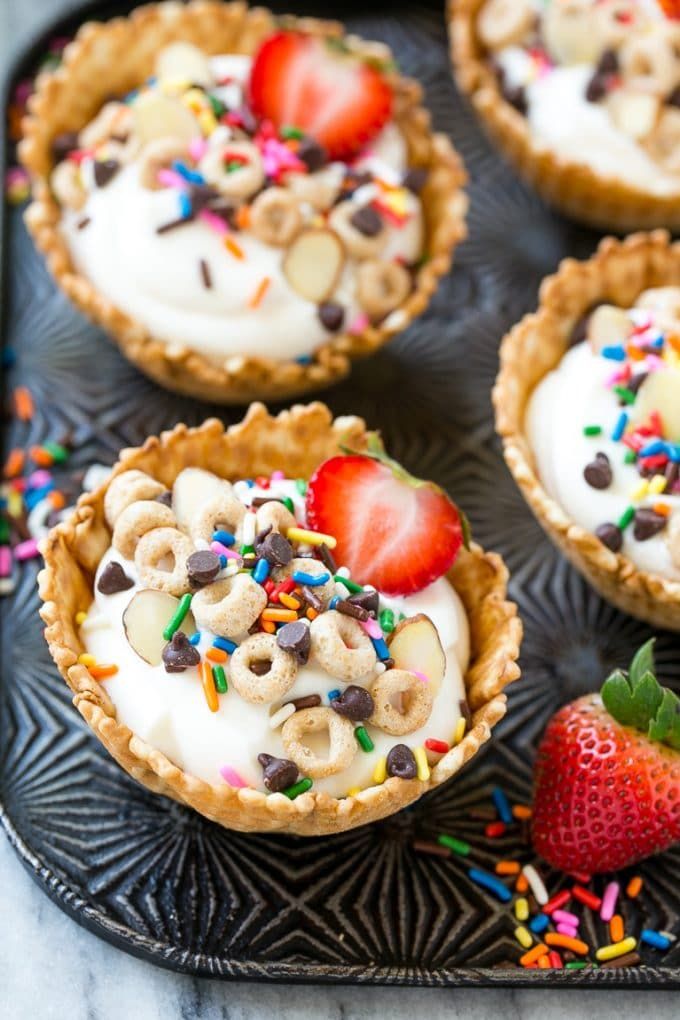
28 470 52 488
270 470 285 481
211 541 240 560
556 924 578 938
600 881 620 922
156 168 186 189
552 909 579 927
348 313 370 336
188 137 208 161
14 538 40 561
605 368 629 387
199 208 229 236
360 617 383 640
219 765 249 788
645 355 665 372
413 670 430 684
0 546 13 578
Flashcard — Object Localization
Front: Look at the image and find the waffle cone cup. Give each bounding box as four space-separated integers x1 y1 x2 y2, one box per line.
19 0 467 405
38 402 521 835
495 230 680 631
448 0 680 234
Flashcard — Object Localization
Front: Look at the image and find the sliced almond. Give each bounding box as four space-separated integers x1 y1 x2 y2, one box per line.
155 42 214 90
607 90 660 141
586 304 633 355
387 613 446 698
633 368 680 442
477 0 534 52
172 468 233 530
132 91 200 145
283 228 345 303
123 589 196 665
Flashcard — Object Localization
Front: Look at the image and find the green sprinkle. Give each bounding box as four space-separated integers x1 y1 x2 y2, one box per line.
43 441 69 463
398 612 407 622
295 479 307 496
566 961 589 971
613 385 636 406
617 505 635 530
282 777 313 799
583 425 602 437
207 94 226 118
436 834 471 856
355 725 374 752
225 159 245 173
379 608 395 633
0 518 10 545
162 592 193 641
281 124 304 140
624 449 637 464
281 496 295 514
335 574 363 593
240 544 255 556
212 665 227 694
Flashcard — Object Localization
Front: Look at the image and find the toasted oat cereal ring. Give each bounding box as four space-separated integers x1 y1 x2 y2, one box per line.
620 29 680 98
356 259 412 320
135 526 193 596
255 500 297 537
644 109 680 174
139 136 192 190
594 1 639 51
112 499 176 559
274 557 335 606
229 632 298 703
249 187 303 246
666 513 680 570
542 0 600 66
286 165 344 212
104 470 166 528
309 610 377 681
635 285 680 330
191 573 267 638
477 0 534 52
50 160 86 211
199 140 265 200
79 101 133 151
189 488 246 546
328 200 388 260
281 706 356 779
369 668 434 735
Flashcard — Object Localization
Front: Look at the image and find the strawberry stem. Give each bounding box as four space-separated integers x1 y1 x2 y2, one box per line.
601 640 680 750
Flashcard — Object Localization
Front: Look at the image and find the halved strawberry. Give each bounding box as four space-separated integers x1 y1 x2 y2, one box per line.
659 1 680 19
248 31 393 161
305 439 465 596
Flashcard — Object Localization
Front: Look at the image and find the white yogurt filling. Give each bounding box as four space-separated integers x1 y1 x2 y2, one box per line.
60 55 424 363
81 476 470 798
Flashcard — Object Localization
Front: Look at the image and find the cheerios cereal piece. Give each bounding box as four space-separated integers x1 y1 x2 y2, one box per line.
79 101 133 150
274 557 336 606
112 499 176 559
189 488 246 546
229 633 298 703
249 188 303 246
620 28 680 98
281 706 357 779
356 259 412 320
191 573 267 638
104 470 166 527
255 500 297 537
200 140 265 200
135 527 193 596
369 668 434 735
139 136 191 190
309 610 377 681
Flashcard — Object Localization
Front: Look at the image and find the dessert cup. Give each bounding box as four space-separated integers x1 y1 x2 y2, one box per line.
39 402 521 835
495 230 680 631
449 0 680 233
20 0 467 404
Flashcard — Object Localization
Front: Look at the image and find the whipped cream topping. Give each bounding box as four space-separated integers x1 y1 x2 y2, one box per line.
59 54 424 363
81 476 469 798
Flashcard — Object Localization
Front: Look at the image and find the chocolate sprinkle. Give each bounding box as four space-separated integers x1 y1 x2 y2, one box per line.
336 599 369 621
289 694 322 711
347 589 379 616
97 561 134 595
199 258 213 289
318 301 345 332
186 549 221 587
251 496 286 508
330 685 374 721
459 697 473 728
402 167 428 194
156 216 194 235
161 631 200 673
76 216 91 230
595 522 623 553
597 48 619 75
583 452 612 490
585 72 608 103
386 744 417 780
93 159 120 188
276 619 311 664
317 542 337 574
257 752 299 793
301 585 323 612
633 508 667 541
350 204 383 237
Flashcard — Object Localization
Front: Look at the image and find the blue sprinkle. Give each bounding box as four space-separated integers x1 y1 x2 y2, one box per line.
668 444 680 462
188 631 201 646
292 570 330 586
172 160 205 185
650 334 665 348
213 529 235 546
611 411 628 442
328 689 341 701
219 555 227 568
329 595 340 610
529 913 550 934
0 497 7 510
296 355 313 364
491 786 513 825
245 479 255 487
641 930 671 951
601 345 626 361
25 484 55 510
213 636 238 654
178 191 192 218
371 636 391 660
468 868 512 903
253 558 270 584
639 439 666 457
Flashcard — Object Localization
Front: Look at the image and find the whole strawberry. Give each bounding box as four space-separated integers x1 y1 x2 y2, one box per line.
532 640 680 874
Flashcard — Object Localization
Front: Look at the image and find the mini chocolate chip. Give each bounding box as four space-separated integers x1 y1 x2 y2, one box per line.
52 131 80 163
668 85 680 109
633 508 668 541
161 631 200 673
276 620 311 664
289 694 321 710
386 743 417 780
585 72 608 103
155 490 173 507
242 556 258 570
317 542 337 573
254 524 273 553
597 48 619 75
318 301 345 332
257 752 299 793
502 83 527 114
250 659 272 676
402 167 428 194
596 522 623 552
627 372 648 396
336 599 369 621
189 183 220 211
350 205 383 237
93 159 120 187
347 590 379 616
260 531 294 566
331 684 374 721
186 549 221 587
97 561 134 594
583 452 612 490
297 137 328 172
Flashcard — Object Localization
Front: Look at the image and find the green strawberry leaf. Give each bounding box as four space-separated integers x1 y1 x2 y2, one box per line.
629 638 656 685
648 689 680 751
601 640 680 752
601 669 638 727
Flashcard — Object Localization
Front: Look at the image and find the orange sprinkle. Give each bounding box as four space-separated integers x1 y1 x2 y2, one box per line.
495 861 521 876
537 955 551 969
48 490 66 510
29 445 54 467
652 502 671 516
545 934 589 955
224 235 245 260
201 661 219 712
610 914 625 943
626 345 646 361
512 804 532 821
515 873 529 894
260 620 276 634
89 664 119 680
248 276 271 309
306 607 319 621
279 592 302 610
627 875 643 899
206 646 228 663
13 386 34 421
519 943 549 967
2 448 24 479
236 205 251 230
262 607 297 623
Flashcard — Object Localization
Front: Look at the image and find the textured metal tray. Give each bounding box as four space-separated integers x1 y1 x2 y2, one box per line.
1 0 679 988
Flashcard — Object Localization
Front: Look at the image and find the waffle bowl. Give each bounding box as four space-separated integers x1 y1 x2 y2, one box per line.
448 0 680 234
38 402 521 836
494 230 680 632
19 0 468 404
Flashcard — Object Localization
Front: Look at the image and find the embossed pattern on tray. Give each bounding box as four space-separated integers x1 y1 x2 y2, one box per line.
0 0 678 987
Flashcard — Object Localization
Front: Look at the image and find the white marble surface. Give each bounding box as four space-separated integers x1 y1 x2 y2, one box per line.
1 2 678 1017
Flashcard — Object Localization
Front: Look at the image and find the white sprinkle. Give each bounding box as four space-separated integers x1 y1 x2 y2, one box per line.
194 538 210 551
335 566 350 579
362 584 376 592
242 511 257 546
522 864 548 906
0 577 16 596
27 498 53 539
269 703 296 730
334 581 351 599
79 613 110 634
82 464 111 492
374 661 387 675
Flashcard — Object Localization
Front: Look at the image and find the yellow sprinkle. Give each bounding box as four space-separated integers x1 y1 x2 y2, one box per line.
453 716 466 744
649 474 668 495
78 652 96 667
286 527 337 549
595 937 637 962
75 611 87 626
198 110 218 136
8 489 23 516
160 76 190 95
630 479 649 502
347 786 361 797
515 897 530 922
184 87 207 107
224 235 245 261
413 746 430 782
514 925 533 949
372 756 387 784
